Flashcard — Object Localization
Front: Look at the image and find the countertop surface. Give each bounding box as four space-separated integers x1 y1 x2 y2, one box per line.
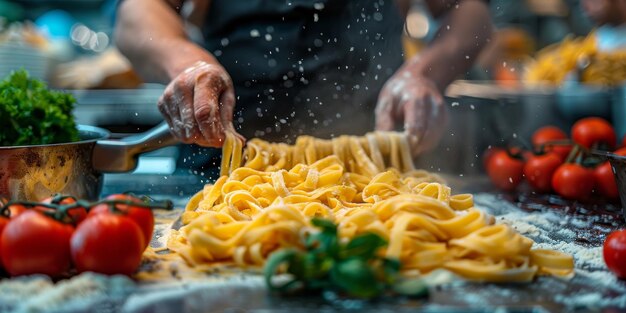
99 172 625 313
0 172 624 313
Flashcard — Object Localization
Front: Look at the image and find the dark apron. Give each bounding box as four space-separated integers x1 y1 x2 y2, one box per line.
202 0 404 141
181 0 404 174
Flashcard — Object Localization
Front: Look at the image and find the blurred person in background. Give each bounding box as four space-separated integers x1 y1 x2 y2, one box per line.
115 0 492 156
581 0 626 51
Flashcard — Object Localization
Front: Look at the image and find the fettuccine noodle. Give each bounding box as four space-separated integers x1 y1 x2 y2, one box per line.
168 131 574 282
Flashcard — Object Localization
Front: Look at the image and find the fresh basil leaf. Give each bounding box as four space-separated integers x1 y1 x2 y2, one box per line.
285 252 307 278
306 227 339 258
264 248 298 291
380 258 402 284
342 232 387 260
311 218 337 235
330 258 384 298
264 219 429 300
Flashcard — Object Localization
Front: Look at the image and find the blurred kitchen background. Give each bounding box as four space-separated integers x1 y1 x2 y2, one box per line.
0 0 624 189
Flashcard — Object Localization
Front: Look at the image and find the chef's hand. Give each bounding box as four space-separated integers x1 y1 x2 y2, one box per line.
375 64 447 156
158 60 244 147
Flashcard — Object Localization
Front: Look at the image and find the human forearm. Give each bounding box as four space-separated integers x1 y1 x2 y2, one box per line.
114 0 220 83
376 0 492 153
411 0 493 91
115 0 239 147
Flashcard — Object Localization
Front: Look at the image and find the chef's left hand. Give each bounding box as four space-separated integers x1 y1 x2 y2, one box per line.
375 63 447 156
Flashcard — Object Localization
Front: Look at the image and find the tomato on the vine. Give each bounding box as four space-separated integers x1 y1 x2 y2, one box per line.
1 210 73 277
531 126 571 160
523 153 562 193
482 146 504 169
594 162 618 199
614 147 626 157
486 150 525 191
604 230 626 279
0 217 7 238
6 204 26 217
89 194 154 248
0 216 8 270
572 117 616 149
41 196 87 225
594 147 626 199
71 213 145 276
532 126 567 145
551 164 595 200
6 202 53 218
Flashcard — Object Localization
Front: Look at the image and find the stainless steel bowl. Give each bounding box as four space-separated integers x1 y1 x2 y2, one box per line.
0 123 176 201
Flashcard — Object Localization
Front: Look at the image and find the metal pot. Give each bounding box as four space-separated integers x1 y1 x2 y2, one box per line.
0 123 176 201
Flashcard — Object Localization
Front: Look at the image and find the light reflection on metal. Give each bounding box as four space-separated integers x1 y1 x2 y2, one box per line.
70 23 110 52
405 10 429 39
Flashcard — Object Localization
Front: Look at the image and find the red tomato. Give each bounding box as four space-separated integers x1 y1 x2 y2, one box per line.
551 164 595 200
615 147 626 156
482 147 504 171
508 147 533 161
89 194 154 249
0 217 7 235
594 147 626 199
486 150 525 191
594 162 619 199
531 126 571 160
622 135 626 148
0 217 7 269
6 203 53 218
604 230 626 279
71 213 144 276
41 196 87 225
572 117 616 149
1 210 73 277
523 153 562 193
6 204 27 217
532 126 567 146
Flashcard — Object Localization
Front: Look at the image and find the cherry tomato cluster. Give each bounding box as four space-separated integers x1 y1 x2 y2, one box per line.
0 194 172 278
484 117 626 201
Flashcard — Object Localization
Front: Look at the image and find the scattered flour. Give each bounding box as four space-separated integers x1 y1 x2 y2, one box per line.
555 291 626 310
153 221 174 249
577 268 624 290
472 193 626 310
124 275 267 312
0 273 135 313
570 218 590 229
556 228 576 239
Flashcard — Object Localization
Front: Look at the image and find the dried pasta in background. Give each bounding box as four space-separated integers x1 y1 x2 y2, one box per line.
525 32 626 86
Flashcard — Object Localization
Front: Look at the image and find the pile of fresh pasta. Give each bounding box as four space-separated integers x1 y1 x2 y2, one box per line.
167 131 574 282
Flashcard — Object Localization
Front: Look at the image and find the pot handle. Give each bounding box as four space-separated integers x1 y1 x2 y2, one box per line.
92 122 178 173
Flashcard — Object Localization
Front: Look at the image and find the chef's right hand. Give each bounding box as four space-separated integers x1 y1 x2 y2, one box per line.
158 60 243 147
